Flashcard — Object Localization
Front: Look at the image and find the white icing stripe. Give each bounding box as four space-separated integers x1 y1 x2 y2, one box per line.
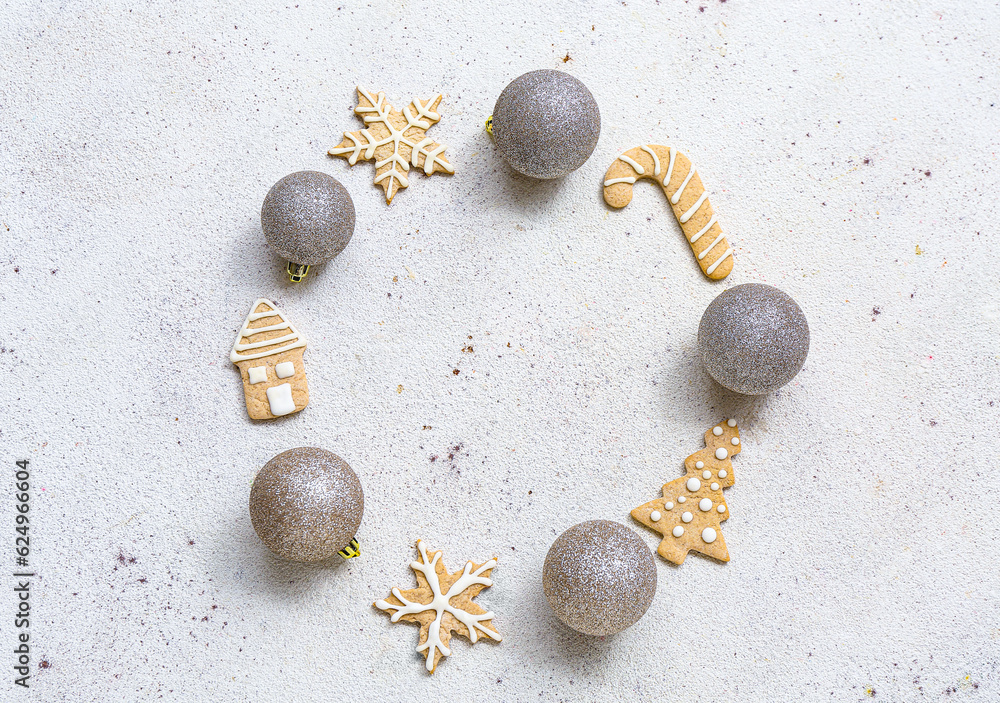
604 177 636 186
698 232 728 260
706 249 734 275
618 154 645 174
663 146 676 187
249 310 284 322
233 332 299 352
641 145 661 176
241 321 291 335
680 191 710 224
375 542 501 672
688 214 718 244
671 167 697 205
230 299 307 363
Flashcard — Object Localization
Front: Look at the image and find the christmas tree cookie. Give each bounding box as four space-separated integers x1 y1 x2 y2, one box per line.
230 299 309 420
631 419 742 564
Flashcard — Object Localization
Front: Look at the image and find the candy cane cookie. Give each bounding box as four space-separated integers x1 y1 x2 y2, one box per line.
602 145 734 280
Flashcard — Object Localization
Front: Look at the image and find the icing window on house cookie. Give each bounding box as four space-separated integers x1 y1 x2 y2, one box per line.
275 361 295 379
248 366 268 384
266 384 296 416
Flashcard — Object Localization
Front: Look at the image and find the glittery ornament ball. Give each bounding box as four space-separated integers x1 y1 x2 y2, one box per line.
249 447 364 562
491 70 601 179
698 283 810 395
542 520 657 636
261 171 355 266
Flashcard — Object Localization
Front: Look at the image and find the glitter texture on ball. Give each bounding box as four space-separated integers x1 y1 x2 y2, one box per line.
698 283 810 395
249 447 364 562
491 69 601 179
261 171 356 267
542 520 657 636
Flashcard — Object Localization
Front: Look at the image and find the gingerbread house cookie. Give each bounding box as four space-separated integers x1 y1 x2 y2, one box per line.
230 299 309 420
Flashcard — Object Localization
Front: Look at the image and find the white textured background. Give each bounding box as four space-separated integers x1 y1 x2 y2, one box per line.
2 0 999 700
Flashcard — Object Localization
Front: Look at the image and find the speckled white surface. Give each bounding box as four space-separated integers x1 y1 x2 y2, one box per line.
2 1 999 700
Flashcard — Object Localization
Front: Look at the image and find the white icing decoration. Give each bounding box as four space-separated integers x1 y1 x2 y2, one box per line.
699 498 712 512
727 418 737 427
706 249 734 275
664 501 674 510
717 505 726 513
618 154 645 174
248 366 267 385
698 232 728 261
718 469 727 478
716 447 729 460
650 510 661 522
713 426 723 436
681 511 693 523
265 384 296 416
703 470 712 480
641 144 661 176
686 478 701 492
275 361 295 379
680 191 710 224
672 526 684 538
702 527 717 544
688 213 719 244
695 461 704 469
663 146 676 186
230 299 307 363
731 437 740 446
711 482 720 491
671 166 697 205
375 542 501 672
677 496 686 503
603 176 636 186
330 88 454 202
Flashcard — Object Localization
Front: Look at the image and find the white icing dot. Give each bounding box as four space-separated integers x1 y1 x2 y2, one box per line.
731 437 740 446
677 496 687 503
699 498 712 511
686 478 701 492
718 470 728 478
727 418 737 427
681 511 693 523
695 461 704 469
716 447 729 460
672 526 684 538
717 505 726 513
702 527 717 543
703 470 712 480
711 482 720 491
664 501 674 510
713 426 723 436
650 510 662 522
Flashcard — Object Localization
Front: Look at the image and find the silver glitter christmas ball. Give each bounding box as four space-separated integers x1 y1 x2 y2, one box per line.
698 283 810 395
542 520 657 636
261 171 355 266
491 70 601 179
249 447 364 562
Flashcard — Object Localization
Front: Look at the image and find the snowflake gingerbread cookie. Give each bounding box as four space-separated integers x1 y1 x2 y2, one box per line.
329 87 454 204
631 419 742 564
375 541 501 673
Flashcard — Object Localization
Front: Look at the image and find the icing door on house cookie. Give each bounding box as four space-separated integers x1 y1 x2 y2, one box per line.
230 299 310 420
